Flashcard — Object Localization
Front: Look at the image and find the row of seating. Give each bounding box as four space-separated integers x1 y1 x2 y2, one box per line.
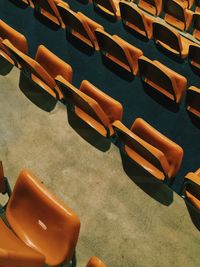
14 0 200 64
1 18 200 184
2 17 199 108
0 19 186 182
92 0 200 36
92 0 198 17
2 15 200 109
119 1 200 40
0 161 107 266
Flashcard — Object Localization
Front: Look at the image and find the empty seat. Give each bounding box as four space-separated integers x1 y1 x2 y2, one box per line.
164 0 193 31
113 118 183 180
56 76 123 137
153 22 193 58
57 4 104 50
119 1 153 39
33 0 69 27
138 0 163 16
86 256 107 267
4 169 80 266
183 169 200 210
192 13 200 40
188 44 200 71
95 28 143 75
186 86 200 118
176 0 194 9
138 56 187 103
0 20 28 69
0 218 45 267
92 0 120 18
2 40 72 101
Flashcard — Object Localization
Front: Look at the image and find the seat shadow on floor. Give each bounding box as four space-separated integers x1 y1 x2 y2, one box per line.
189 63 200 77
120 151 174 206
93 5 118 23
154 43 184 64
66 106 111 152
141 80 180 113
187 113 200 129
101 54 135 82
75 0 90 4
0 59 14 76
19 72 58 112
33 10 61 31
122 24 149 42
184 199 200 231
65 31 95 56
8 0 29 9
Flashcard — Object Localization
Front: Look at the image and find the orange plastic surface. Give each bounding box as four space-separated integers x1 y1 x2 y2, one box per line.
6 170 80 266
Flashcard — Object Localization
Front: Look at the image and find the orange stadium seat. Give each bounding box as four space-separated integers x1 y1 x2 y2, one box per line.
138 56 187 103
137 0 163 16
0 20 28 71
0 167 81 267
92 0 120 18
33 0 69 27
86 256 107 267
2 40 72 101
119 1 153 39
95 28 143 75
153 22 193 58
56 76 123 137
183 168 200 210
186 86 200 118
188 44 200 71
192 13 200 40
113 118 184 181
176 0 194 9
164 0 193 31
57 4 104 50
0 217 45 267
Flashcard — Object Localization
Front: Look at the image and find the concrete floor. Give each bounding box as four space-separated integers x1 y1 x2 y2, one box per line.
0 68 200 267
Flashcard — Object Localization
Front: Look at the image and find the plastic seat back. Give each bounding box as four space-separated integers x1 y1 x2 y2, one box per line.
112 120 169 180
186 86 200 118
0 20 28 68
86 256 107 267
0 218 45 267
36 45 72 82
131 118 184 178
80 80 123 124
120 2 147 37
193 13 200 40
138 56 187 103
95 29 133 72
34 0 64 26
56 76 111 136
184 170 200 210
2 40 58 99
164 0 186 30
153 22 182 56
6 170 80 266
58 5 95 48
138 0 163 16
